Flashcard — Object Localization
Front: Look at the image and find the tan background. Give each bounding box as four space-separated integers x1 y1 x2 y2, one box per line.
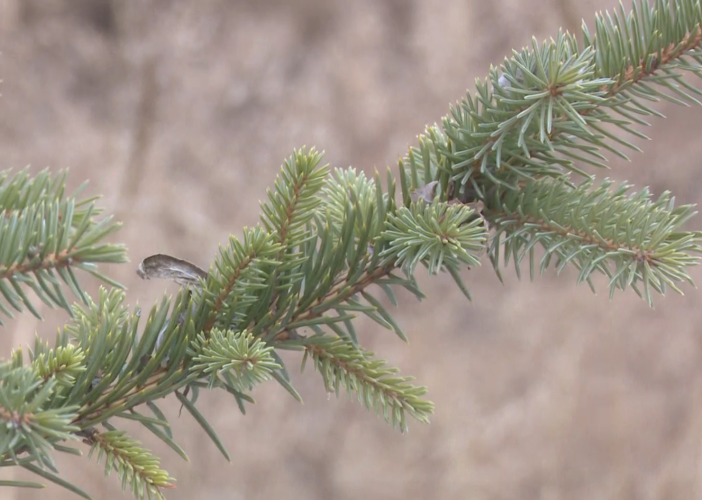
2 1 702 499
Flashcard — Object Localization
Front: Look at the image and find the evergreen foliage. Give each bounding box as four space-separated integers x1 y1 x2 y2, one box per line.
3 0 702 497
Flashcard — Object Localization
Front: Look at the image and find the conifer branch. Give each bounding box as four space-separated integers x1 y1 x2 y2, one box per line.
397 0 702 300
295 335 434 432
31 344 86 387
486 176 702 303
201 227 280 335
261 148 328 249
86 429 175 500
190 329 280 392
0 169 127 321
3 0 702 497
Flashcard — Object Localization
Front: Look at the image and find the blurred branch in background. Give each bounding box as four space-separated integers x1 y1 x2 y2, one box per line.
118 59 159 220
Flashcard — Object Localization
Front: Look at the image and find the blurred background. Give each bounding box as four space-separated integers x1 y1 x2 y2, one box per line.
2 0 702 499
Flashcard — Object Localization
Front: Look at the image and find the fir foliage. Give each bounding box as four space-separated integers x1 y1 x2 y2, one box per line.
0 169 126 322
2 0 702 498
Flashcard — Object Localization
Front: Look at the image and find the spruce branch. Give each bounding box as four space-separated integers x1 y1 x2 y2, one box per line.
0 364 79 468
2 0 702 498
260 147 328 249
31 343 86 389
486 176 702 303
294 334 434 432
86 429 175 500
0 168 127 321
396 0 702 299
381 201 487 275
190 329 280 392
200 227 281 335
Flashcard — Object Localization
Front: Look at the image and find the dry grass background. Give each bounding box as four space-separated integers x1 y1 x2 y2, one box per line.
2 0 702 499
